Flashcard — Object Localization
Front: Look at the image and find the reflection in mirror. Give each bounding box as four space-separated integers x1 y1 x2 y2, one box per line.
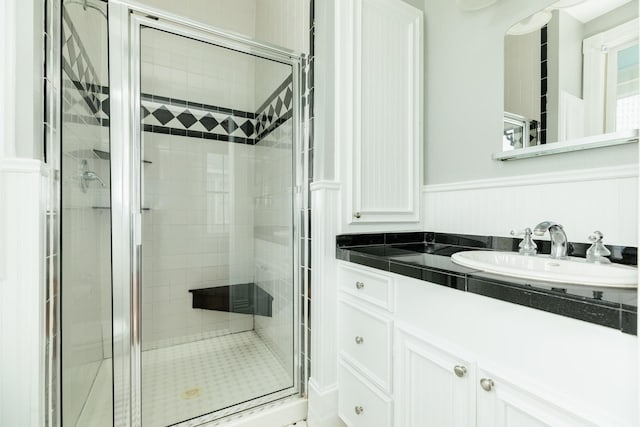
502 0 639 155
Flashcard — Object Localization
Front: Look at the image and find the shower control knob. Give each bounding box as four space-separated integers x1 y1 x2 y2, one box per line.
355 406 364 415
355 281 365 289
354 212 361 219
453 365 467 378
480 378 495 392
355 336 364 344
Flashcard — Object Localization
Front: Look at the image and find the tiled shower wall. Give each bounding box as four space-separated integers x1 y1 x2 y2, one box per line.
59 2 112 425
253 119 295 375
140 28 259 350
49 2 313 419
302 0 315 389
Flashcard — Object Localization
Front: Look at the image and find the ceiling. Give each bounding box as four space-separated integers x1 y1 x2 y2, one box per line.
564 0 633 23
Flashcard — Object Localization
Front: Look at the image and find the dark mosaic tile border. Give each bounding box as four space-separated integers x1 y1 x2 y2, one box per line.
336 231 638 335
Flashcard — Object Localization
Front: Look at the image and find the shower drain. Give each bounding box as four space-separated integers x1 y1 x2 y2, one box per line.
182 387 202 400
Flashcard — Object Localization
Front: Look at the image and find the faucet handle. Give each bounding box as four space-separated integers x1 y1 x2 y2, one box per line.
586 231 611 263
511 228 537 256
588 231 604 243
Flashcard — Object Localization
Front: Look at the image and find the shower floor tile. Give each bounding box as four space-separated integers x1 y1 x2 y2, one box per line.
78 331 293 427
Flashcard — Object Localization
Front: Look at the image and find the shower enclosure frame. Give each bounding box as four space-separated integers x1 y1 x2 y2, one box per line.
108 1 305 425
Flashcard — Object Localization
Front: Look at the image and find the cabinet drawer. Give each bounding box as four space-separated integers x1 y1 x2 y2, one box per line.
339 362 392 427
339 263 394 311
339 300 392 392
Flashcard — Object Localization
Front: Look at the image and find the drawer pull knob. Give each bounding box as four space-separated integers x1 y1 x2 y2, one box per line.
355 336 364 344
355 406 364 415
453 365 467 378
354 212 361 219
355 281 365 289
480 378 494 392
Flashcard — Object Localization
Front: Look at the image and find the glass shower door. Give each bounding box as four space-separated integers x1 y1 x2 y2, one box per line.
133 20 300 426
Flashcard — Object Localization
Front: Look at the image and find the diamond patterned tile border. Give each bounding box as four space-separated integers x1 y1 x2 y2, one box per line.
62 7 101 116
63 6 293 146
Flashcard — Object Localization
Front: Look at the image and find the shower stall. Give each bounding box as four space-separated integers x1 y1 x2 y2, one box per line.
58 1 307 425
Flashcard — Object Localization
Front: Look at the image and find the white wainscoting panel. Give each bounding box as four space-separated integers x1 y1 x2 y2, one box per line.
423 165 638 246
307 181 345 427
337 0 423 227
0 159 45 427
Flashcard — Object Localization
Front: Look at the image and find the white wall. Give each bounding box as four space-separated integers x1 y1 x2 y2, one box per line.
504 31 540 123
420 0 638 247
14 0 44 160
547 9 584 143
583 0 639 39
255 0 310 54
135 0 257 39
423 0 638 185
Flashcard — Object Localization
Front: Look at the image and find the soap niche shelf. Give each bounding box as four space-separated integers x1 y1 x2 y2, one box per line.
92 206 151 211
93 149 153 164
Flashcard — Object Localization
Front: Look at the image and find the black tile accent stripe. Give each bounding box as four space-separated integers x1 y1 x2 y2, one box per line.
62 3 294 147
66 77 294 146
337 231 638 335
255 74 294 141
540 25 548 145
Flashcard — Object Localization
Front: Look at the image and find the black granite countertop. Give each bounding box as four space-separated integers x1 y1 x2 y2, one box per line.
337 232 638 335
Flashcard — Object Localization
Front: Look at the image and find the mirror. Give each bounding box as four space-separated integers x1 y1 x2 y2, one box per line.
499 0 639 160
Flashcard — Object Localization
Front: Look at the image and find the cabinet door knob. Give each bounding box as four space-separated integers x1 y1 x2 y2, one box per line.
480 378 494 392
355 406 364 415
355 336 364 344
453 365 467 377
355 281 365 289
354 212 361 219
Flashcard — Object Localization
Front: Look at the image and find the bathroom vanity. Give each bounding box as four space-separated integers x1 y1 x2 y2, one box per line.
335 232 638 427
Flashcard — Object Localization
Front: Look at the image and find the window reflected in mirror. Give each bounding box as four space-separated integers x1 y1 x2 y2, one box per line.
503 0 638 153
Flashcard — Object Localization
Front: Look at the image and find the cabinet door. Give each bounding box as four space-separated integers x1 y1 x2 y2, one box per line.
342 0 423 224
476 368 599 427
394 324 476 427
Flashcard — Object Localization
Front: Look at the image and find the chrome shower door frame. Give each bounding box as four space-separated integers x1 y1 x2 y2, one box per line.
108 1 305 425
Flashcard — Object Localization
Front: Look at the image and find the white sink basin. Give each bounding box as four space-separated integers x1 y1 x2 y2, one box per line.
451 251 637 288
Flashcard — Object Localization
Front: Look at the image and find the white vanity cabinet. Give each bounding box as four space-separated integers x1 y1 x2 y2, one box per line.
394 326 476 427
337 263 395 427
395 325 601 427
475 367 598 427
336 261 638 427
337 0 423 226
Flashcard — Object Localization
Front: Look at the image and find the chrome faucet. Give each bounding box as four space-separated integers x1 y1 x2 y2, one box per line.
533 221 568 259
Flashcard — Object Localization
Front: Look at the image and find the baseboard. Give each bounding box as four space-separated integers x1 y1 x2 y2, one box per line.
307 380 345 427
